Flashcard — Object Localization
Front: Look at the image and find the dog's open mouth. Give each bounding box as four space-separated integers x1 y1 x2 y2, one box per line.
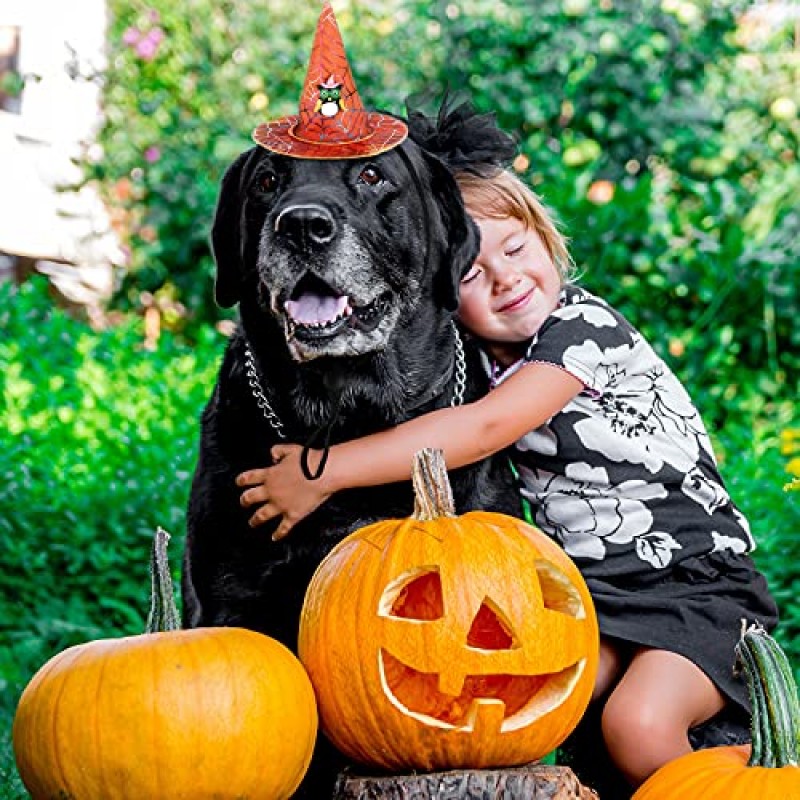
284 273 392 341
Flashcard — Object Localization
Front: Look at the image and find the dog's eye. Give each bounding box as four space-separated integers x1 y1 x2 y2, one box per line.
258 171 279 193
357 165 383 186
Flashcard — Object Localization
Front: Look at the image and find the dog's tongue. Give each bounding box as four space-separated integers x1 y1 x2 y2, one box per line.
286 293 349 325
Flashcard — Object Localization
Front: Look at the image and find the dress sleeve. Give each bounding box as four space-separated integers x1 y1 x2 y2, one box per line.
526 294 640 395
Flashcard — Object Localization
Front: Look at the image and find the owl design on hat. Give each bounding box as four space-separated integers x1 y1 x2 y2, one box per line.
315 75 346 118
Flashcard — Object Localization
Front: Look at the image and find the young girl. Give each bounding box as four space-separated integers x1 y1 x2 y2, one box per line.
237 167 778 788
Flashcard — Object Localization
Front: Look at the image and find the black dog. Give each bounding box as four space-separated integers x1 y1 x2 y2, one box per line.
182 105 520 794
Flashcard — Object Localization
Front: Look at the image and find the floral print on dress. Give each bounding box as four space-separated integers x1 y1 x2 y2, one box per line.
681 466 730 515
711 530 749 555
731 507 756 549
563 337 708 475
519 461 672 564
635 531 682 569
492 286 755 578
517 426 559 457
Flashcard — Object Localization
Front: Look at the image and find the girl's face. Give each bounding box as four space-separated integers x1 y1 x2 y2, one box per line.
457 215 562 366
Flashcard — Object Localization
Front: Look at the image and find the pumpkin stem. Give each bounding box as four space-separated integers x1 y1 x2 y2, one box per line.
412 449 456 520
146 527 181 634
735 620 800 768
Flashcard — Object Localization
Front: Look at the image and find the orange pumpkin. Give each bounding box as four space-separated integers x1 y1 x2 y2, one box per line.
13 529 318 800
632 622 800 799
299 449 599 771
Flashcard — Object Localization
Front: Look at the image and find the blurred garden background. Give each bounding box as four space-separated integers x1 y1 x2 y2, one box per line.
1 0 799 795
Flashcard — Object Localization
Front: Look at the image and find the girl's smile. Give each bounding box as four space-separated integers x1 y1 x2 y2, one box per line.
496 286 534 313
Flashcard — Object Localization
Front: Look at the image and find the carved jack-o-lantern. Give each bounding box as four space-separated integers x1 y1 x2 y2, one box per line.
299 449 599 771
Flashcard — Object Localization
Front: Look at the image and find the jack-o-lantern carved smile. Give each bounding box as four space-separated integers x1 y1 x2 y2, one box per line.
299 450 599 772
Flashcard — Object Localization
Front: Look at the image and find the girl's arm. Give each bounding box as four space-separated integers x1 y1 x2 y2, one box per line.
238 361 583 539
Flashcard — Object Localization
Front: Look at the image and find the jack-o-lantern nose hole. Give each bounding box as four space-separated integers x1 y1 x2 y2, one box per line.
466 600 515 650
383 569 443 620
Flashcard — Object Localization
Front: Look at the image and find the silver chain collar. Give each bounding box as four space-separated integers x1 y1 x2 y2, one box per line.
450 321 466 408
243 321 466 439
244 346 287 440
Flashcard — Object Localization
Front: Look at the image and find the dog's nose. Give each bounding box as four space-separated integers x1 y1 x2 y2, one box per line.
274 204 337 250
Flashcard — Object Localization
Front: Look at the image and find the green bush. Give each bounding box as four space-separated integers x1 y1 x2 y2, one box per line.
86 0 799 428
0 279 225 797
721 405 800 664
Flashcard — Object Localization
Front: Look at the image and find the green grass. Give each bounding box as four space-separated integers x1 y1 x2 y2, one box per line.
0 281 224 798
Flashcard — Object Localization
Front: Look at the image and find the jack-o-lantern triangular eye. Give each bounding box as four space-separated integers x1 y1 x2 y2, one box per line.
382 569 443 620
536 562 586 619
466 600 516 650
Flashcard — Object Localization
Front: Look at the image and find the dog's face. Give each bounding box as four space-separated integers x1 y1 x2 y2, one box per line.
252 153 419 362
211 141 478 362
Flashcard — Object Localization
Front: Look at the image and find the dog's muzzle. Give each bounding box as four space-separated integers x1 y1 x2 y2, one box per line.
264 203 402 362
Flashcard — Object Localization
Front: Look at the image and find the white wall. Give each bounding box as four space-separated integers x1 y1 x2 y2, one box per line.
0 0 119 304
2 0 107 145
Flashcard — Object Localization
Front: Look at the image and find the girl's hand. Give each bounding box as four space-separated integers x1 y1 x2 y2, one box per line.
236 444 332 541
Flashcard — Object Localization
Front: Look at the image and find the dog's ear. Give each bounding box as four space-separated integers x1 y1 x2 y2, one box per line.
211 148 261 308
423 151 480 312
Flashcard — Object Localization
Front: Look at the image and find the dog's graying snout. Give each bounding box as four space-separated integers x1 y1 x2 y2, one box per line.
275 204 337 250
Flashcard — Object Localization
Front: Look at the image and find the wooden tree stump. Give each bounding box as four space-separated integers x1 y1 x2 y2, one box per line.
332 763 600 799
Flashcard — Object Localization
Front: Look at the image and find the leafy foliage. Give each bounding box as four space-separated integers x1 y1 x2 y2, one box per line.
87 0 800 430
0 280 225 796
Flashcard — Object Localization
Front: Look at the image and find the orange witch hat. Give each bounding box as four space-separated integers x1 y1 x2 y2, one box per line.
253 3 408 159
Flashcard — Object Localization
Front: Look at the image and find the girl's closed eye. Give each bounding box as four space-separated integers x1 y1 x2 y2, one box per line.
506 242 525 258
461 265 482 284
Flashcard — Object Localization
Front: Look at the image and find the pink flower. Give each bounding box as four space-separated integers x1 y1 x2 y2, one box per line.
144 146 161 163
122 27 141 45
134 27 164 61
136 40 155 59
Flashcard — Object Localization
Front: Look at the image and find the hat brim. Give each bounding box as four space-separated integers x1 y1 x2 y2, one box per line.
253 114 408 159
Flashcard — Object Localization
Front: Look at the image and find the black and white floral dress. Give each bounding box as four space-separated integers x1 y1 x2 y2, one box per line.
485 285 778 713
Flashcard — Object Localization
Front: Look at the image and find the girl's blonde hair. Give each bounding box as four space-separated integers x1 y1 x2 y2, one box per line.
456 169 574 282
